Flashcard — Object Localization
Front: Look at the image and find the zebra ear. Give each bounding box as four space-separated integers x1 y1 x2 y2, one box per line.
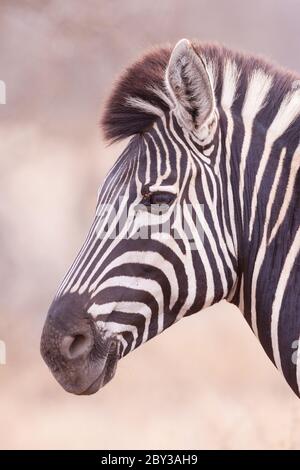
166 39 215 137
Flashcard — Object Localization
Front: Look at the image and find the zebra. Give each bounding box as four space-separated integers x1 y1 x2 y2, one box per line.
41 39 300 397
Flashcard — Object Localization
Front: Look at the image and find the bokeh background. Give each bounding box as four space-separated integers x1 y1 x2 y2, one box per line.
1 0 300 450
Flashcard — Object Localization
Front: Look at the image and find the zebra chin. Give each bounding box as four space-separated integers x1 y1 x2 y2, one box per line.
40 293 120 395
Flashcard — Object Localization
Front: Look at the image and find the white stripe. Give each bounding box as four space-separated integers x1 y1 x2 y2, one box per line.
91 276 165 332
126 96 164 117
268 146 300 245
250 147 286 336
89 301 152 345
90 251 179 307
61 156 134 295
271 225 300 372
221 61 240 255
239 71 273 224
249 90 300 240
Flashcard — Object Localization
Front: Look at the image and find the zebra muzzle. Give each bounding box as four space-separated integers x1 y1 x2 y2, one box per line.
40 294 120 395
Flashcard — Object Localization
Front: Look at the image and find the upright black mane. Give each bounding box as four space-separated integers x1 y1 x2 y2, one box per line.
101 46 172 143
101 42 299 143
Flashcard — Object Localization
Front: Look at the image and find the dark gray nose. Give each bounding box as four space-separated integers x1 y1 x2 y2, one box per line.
41 292 94 359
40 293 119 395
40 293 96 392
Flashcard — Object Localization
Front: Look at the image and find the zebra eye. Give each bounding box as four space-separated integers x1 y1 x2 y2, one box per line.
142 191 176 206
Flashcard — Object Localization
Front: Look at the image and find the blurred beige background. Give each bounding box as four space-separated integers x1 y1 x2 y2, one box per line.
1 0 300 450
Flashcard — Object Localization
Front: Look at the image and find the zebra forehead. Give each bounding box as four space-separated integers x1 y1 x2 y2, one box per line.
101 41 300 144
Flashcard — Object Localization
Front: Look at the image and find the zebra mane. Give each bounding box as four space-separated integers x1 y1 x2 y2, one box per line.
101 42 300 143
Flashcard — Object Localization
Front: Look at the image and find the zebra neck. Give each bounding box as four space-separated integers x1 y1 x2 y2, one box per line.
226 101 300 333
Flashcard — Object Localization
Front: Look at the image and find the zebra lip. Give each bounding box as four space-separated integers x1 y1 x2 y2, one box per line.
80 374 103 395
79 340 119 395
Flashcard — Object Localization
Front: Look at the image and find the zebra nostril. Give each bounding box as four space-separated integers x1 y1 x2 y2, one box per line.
60 333 93 360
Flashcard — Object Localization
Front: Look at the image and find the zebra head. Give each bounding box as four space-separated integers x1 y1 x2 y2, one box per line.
40 39 238 395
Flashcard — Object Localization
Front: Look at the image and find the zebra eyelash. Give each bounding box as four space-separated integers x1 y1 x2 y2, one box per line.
141 190 177 206
133 190 177 214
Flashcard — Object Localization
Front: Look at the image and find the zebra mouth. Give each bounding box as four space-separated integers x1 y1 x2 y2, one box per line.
79 339 119 395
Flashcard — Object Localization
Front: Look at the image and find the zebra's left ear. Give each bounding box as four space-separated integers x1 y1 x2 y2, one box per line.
166 39 216 138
